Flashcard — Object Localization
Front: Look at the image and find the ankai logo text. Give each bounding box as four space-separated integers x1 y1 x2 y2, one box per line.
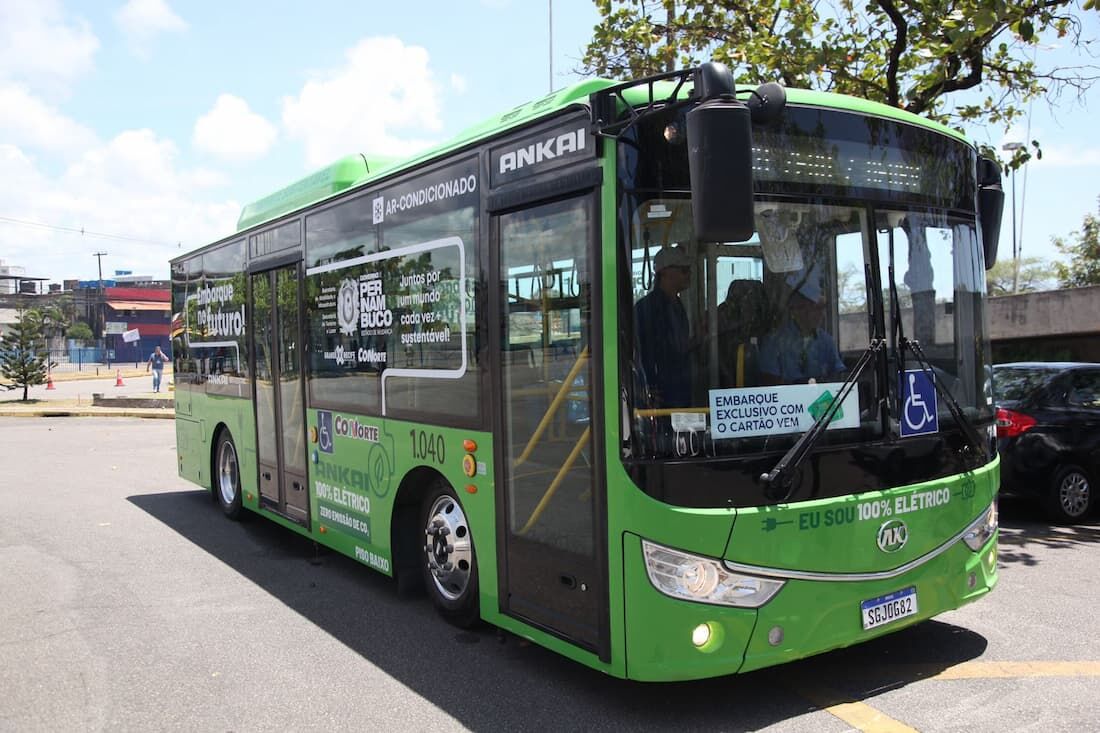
499 127 587 174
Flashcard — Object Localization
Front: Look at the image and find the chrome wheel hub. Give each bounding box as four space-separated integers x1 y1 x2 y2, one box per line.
424 495 472 601
218 441 239 505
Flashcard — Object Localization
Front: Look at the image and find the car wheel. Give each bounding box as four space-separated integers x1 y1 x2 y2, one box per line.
214 431 244 520
420 481 479 628
1044 465 1093 523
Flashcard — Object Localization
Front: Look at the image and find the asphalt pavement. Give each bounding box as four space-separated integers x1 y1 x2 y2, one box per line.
0 417 1098 732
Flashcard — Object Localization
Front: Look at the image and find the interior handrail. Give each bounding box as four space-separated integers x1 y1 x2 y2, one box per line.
518 426 591 535
513 346 589 467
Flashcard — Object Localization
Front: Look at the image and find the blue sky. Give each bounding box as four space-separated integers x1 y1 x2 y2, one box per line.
1 1 1097 283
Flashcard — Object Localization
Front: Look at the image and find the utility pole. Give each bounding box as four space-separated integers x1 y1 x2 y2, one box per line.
92 251 107 360
1002 142 1023 293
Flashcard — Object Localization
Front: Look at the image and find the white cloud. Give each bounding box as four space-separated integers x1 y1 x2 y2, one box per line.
450 73 468 94
193 94 278 161
0 131 237 281
0 1 99 93
0 83 99 156
282 36 444 167
115 0 187 55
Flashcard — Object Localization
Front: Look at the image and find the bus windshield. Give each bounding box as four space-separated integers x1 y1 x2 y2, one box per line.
617 105 993 504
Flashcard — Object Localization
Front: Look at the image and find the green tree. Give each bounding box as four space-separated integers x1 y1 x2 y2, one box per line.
985 255 1057 294
0 308 51 401
26 301 71 342
583 1 1098 165
1053 196 1100 287
66 321 94 343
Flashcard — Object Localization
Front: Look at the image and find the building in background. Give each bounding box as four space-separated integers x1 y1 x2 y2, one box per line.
1 265 171 366
68 271 171 363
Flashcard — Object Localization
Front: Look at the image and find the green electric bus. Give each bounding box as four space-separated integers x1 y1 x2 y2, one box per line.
171 62 1004 681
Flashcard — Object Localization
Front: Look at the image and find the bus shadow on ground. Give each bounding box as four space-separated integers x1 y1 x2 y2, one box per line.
995 496 1100 568
129 489 990 731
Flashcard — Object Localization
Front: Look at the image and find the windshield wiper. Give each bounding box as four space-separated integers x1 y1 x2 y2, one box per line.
760 338 884 501
883 230 987 461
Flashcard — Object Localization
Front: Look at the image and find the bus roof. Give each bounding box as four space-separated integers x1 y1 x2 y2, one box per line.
233 78 616 233
223 76 971 243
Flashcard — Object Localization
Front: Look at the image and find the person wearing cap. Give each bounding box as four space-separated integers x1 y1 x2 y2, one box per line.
634 246 693 407
758 273 845 384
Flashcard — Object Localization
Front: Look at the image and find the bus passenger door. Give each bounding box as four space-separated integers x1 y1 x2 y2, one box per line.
493 194 608 659
250 263 310 525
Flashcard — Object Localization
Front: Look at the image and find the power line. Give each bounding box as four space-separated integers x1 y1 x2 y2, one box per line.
0 214 177 246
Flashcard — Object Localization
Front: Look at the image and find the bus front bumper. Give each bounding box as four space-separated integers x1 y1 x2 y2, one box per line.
621 531 997 681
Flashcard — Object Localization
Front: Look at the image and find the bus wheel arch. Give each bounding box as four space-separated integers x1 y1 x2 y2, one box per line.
391 468 480 627
391 467 444 596
211 424 244 521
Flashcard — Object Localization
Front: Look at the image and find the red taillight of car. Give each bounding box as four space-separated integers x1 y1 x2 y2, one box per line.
996 407 1037 438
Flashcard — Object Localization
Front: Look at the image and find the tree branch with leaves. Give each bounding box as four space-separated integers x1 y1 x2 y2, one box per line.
582 0 1099 168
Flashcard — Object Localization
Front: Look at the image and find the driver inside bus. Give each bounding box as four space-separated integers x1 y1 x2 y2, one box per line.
634 246 693 407
758 274 845 384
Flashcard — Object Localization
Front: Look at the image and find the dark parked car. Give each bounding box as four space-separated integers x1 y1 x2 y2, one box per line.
994 362 1100 523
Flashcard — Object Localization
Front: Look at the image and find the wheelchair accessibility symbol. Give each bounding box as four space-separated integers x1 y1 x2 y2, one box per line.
318 410 334 453
900 369 938 437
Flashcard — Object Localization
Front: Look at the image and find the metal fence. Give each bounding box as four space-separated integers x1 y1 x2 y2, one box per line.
45 347 152 373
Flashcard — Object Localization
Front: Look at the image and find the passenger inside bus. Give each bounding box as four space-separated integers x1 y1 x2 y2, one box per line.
717 279 766 388
758 274 845 384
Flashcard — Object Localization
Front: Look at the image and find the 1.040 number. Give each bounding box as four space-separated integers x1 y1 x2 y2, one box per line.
410 429 446 465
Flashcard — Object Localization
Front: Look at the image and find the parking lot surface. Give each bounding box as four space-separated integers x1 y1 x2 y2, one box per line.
0 417 1097 731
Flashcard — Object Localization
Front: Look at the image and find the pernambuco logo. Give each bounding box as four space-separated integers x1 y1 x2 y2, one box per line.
337 278 359 335
877 519 909 553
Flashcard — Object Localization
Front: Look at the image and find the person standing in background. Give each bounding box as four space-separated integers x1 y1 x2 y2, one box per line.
146 345 168 393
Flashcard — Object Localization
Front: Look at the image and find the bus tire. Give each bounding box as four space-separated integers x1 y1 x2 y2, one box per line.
1044 464 1093 524
214 431 244 521
420 481 479 628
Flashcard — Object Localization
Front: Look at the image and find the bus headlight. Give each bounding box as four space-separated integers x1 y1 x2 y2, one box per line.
962 502 998 551
642 540 785 608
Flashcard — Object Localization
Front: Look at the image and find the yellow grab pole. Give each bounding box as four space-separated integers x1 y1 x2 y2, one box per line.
514 347 589 467
519 426 590 535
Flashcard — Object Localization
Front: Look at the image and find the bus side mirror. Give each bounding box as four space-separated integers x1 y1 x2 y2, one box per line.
686 98 755 242
977 156 1003 270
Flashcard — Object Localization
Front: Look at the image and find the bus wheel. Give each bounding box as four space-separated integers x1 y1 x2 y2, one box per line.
1044 465 1093 524
421 482 479 627
215 431 244 521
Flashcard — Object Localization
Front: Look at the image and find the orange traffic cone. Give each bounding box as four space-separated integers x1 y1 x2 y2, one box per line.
46 374 55 390
115 369 125 387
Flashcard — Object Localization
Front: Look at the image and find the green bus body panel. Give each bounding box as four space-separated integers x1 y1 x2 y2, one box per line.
175 392 257 493
738 535 996 673
622 532 757 681
302 408 496 583
724 460 999 571
622 528 996 681
237 155 379 232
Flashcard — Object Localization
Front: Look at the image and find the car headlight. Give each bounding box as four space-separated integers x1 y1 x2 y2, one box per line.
962 502 998 551
642 540 785 608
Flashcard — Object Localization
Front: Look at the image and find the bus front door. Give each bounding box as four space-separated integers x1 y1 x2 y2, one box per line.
494 194 608 660
251 263 310 526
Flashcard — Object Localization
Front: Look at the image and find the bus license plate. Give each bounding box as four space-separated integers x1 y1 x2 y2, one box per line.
860 586 918 630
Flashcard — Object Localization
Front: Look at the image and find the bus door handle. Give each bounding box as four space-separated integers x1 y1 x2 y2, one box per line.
292 480 304 492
